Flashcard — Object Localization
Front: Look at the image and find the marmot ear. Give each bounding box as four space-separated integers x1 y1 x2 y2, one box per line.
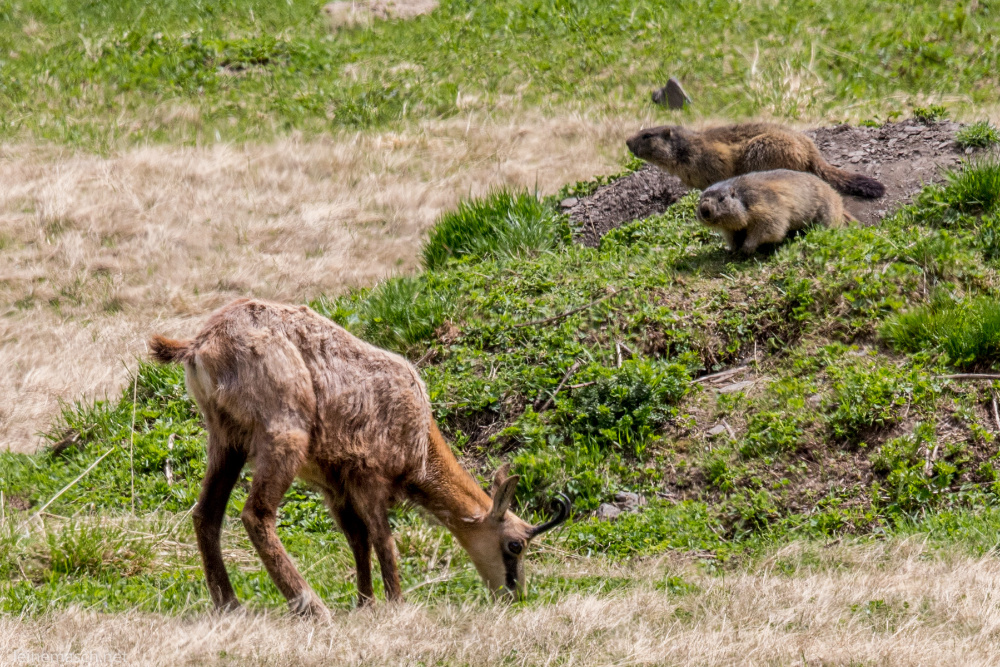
662 127 672 138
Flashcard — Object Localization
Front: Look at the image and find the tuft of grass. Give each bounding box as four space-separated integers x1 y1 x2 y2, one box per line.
45 520 154 578
421 189 565 270
882 296 1000 370
912 105 949 123
955 120 1000 149
917 158 1000 219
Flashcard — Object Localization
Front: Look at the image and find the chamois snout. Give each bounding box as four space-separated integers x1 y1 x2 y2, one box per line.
464 473 571 600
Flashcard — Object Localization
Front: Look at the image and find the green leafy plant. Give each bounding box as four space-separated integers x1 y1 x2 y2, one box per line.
882 296 1000 370
955 121 1000 149
422 189 565 270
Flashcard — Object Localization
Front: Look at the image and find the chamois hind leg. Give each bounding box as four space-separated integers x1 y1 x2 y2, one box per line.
350 481 403 603
241 428 330 619
192 429 247 612
332 499 374 607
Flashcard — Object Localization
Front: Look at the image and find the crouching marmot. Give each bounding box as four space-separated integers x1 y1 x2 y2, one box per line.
696 169 857 255
626 122 886 199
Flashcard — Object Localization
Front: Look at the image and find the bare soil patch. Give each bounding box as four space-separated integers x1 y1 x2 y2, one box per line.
572 120 982 245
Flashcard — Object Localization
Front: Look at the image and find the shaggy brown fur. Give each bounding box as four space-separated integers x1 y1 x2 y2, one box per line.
626 122 886 199
150 298 568 617
695 169 856 255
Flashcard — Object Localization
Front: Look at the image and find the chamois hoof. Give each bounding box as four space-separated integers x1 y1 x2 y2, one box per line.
289 591 332 621
214 599 244 615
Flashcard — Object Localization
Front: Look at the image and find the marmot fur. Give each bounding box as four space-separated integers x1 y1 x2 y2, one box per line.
626 122 886 199
696 169 857 255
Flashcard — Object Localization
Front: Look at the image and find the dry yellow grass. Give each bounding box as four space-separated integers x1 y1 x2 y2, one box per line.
4 539 1000 665
0 113 631 453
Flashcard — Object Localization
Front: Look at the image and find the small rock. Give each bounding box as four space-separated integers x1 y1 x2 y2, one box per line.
651 77 691 110
807 394 822 406
595 503 622 521
614 492 647 511
905 126 924 134
560 197 579 209
706 424 728 436
717 380 755 394
850 156 862 163
966 147 975 154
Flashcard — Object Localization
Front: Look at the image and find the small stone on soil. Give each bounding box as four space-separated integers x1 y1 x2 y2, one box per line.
614 492 646 511
595 503 622 521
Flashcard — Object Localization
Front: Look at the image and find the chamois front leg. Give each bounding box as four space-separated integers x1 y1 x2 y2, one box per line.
334 500 374 607
193 436 247 612
241 429 330 620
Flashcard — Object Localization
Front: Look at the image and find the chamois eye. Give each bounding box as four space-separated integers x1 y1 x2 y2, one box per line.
506 540 523 556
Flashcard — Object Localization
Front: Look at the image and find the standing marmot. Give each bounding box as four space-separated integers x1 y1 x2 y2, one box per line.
626 122 886 199
696 169 857 255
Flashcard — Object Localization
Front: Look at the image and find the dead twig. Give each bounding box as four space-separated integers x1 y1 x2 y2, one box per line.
992 391 1000 434
415 347 438 367
924 441 940 477
513 290 617 329
692 365 749 385
940 373 1000 381
24 446 116 529
534 360 583 412
567 381 597 390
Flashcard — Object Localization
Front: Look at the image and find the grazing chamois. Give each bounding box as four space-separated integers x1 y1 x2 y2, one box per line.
150 298 569 617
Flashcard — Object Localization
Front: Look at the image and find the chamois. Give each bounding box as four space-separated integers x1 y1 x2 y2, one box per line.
150 298 569 617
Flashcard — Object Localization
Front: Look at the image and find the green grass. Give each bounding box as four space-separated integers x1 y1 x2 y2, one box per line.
956 120 1000 149
0 0 998 150
7 142 1000 617
882 296 1000 370
422 188 567 270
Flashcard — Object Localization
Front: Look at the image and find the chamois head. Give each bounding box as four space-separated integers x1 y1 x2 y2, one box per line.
459 466 571 600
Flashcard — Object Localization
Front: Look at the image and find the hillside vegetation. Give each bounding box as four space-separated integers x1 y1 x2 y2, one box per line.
4 153 1000 615
6 0 1000 663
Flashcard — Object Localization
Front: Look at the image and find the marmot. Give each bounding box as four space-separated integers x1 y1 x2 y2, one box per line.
696 169 857 255
626 122 886 199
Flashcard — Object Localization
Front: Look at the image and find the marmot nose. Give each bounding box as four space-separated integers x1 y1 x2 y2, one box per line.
699 204 712 219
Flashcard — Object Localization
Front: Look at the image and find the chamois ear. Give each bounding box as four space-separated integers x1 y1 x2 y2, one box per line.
487 463 512 497
489 475 520 521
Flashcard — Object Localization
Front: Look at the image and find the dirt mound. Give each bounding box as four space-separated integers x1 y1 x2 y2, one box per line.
571 120 980 245
571 165 689 246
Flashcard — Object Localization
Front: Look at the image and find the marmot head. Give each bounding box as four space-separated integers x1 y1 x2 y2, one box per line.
625 125 692 168
697 182 747 230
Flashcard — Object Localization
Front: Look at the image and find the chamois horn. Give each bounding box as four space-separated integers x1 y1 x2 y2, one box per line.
529 493 571 537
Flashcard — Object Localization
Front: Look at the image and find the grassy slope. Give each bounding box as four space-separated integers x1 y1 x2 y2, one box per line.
4 0 1000 630
0 0 998 149
4 155 1000 615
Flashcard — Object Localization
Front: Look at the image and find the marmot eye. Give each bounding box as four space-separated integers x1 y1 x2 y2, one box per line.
506 540 523 555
